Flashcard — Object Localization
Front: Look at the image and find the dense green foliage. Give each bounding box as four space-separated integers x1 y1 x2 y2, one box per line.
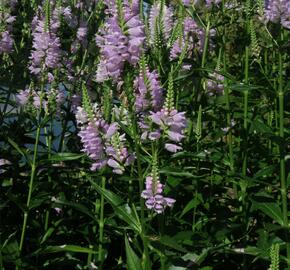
0 0 290 269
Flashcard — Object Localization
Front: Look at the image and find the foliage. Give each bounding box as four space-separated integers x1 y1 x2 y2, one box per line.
0 0 290 269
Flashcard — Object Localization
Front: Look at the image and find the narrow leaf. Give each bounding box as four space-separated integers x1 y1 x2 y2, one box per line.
251 201 284 226
125 236 143 270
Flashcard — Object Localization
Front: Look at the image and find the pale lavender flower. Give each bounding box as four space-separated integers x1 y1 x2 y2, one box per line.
149 2 173 44
77 21 88 47
0 31 13 54
165 143 182 153
0 159 11 174
170 38 185 60
76 106 89 125
206 0 222 8
78 119 109 171
16 89 31 105
29 5 61 77
141 175 175 214
105 125 135 174
134 68 164 113
71 95 82 113
207 73 224 95
183 0 192 6
95 0 145 82
76 107 134 174
0 159 11 166
0 12 15 54
169 17 197 60
150 109 187 152
126 15 146 65
62 6 78 28
265 0 290 29
95 18 128 82
123 0 140 20
197 28 216 53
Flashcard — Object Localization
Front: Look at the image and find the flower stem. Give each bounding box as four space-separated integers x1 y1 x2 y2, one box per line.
125 73 151 270
44 120 53 231
278 49 290 269
242 46 249 176
98 176 106 268
223 53 234 174
17 116 42 269
201 14 210 70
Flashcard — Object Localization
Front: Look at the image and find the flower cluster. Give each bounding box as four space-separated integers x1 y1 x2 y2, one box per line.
141 175 175 214
95 0 145 82
29 4 62 79
170 17 207 60
150 109 187 153
0 9 16 54
207 72 224 95
76 107 134 173
16 87 65 114
149 2 173 45
106 129 135 174
134 67 164 113
0 31 13 54
71 21 88 53
205 0 222 8
265 0 290 29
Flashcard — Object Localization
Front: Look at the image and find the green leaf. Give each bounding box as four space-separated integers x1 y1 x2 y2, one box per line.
179 195 200 218
168 266 187 270
181 248 210 265
54 199 97 221
40 245 97 254
160 167 194 178
0 232 17 250
125 236 143 270
251 201 284 226
40 219 63 244
254 165 276 179
7 137 31 165
29 192 50 210
250 118 272 134
89 179 141 233
1 239 19 262
48 153 85 161
158 235 187 253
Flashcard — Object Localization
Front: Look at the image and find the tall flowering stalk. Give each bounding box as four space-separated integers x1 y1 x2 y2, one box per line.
141 154 175 214
148 71 187 153
134 59 164 113
148 1 173 45
17 81 45 270
29 1 62 80
95 0 145 82
76 85 134 174
277 30 290 269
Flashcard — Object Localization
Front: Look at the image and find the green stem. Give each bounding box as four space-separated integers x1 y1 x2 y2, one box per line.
201 14 210 69
278 51 290 269
242 46 249 176
98 176 106 268
222 0 234 175
17 78 45 270
18 119 42 264
133 124 151 270
87 196 100 266
44 121 53 231
125 74 150 270
223 54 234 174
